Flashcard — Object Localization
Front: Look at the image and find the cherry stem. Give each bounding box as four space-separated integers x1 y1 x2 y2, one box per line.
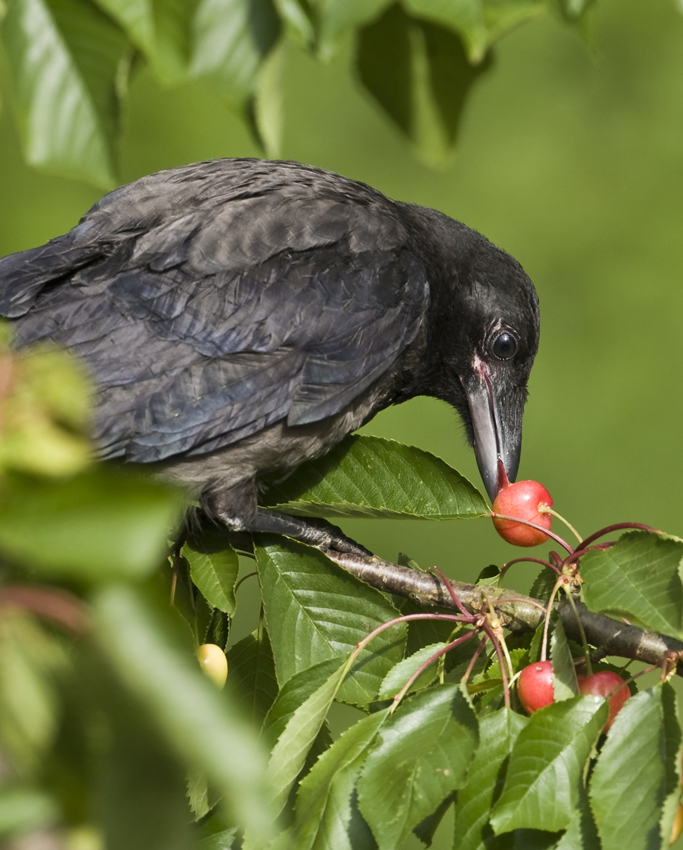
392 629 479 709
482 621 511 710
540 507 582 544
489 512 574 555
234 571 258 594
577 522 658 551
549 551 563 568
354 612 472 658
541 578 564 663
500 557 560 580
461 635 488 685
431 567 471 618
564 590 592 676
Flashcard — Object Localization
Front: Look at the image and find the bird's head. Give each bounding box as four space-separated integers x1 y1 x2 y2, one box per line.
411 212 540 503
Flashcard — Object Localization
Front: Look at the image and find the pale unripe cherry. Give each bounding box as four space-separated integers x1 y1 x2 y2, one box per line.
492 480 553 547
196 643 228 688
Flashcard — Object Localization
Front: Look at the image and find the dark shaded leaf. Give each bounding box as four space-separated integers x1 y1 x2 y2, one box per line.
316 0 392 59
183 532 239 615
227 630 278 724
357 6 491 165
550 617 579 701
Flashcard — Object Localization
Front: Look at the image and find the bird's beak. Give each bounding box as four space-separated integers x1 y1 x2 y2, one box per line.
464 366 522 504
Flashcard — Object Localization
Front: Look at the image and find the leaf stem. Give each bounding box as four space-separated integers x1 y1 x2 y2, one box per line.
461 635 488 685
577 522 658 550
500 557 560 581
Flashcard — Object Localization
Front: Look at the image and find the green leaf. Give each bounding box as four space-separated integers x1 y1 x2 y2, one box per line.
315 0 393 59
0 613 66 774
589 684 681 850
581 531 683 640
0 469 182 582
377 642 447 700
292 709 389 850
491 696 609 834
357 6 491 166
453 707 527 850
0 787 59 839
260 435 488 519
550 618 579 701
226 630 278 724
404 0 546 63
264 657 341 745
273 0 313 46
553 790 600 850
94 0 199 84
252 38 285 157
358 684 478 850
196 828 238 850
93 585 273 843
255 538 406 706
190 0 280 106
264 660 347 821
1 0 129 188
183 532 239 616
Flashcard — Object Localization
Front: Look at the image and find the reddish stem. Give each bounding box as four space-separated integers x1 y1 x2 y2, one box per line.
501 557 560 579
431 567 473 619
0 585 90 635
461 635 488 685
392 629 479 706
577 522 658 551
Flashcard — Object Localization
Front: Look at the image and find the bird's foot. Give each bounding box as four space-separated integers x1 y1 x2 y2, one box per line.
247 509 373 558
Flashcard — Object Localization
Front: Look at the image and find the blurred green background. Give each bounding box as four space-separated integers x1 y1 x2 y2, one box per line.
1 0 682 591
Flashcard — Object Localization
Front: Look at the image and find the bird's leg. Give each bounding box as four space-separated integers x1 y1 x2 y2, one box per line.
248 509 373 558
203 483 372 558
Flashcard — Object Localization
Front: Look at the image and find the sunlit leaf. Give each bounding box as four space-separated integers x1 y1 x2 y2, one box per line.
581 531 683 641
1 0 130 188
491 696 608 833
358 684 478 850
261 435 488 519
315 0 392 59
377 642 447 700
255 537 406 706
589 685 681 850
292 709 390 850
190 0 280 106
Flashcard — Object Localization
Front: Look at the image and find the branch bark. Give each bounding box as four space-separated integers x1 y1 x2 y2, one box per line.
324 549 683 675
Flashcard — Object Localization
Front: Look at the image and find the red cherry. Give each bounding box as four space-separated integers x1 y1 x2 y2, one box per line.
517 660 555 714
492 480 553 547
577 671 630 731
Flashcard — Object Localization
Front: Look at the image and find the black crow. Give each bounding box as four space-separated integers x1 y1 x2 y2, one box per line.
0 159 539 554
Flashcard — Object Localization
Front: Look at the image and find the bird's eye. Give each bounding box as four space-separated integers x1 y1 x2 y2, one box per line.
492 332 517 361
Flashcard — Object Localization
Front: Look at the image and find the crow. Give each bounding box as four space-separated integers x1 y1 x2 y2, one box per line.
0 158 540 554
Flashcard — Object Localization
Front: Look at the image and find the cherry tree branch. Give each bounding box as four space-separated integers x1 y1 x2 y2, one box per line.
324 549 683 676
